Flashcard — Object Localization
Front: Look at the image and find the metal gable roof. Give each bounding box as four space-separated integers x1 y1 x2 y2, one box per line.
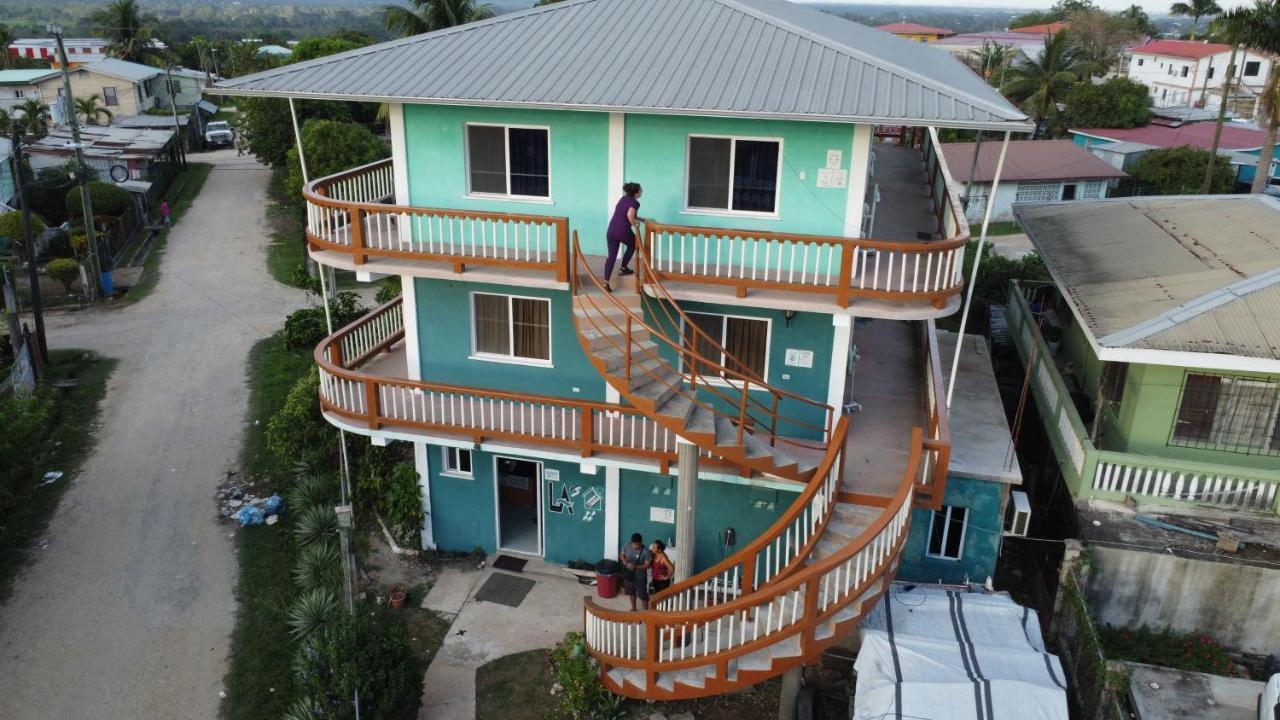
211 0 1031 131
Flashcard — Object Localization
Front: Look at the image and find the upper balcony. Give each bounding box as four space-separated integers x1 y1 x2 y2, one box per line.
301 128 971 319
1007 281 1280 515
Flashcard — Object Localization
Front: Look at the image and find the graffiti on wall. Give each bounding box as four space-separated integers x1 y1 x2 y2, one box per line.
547 481 603 523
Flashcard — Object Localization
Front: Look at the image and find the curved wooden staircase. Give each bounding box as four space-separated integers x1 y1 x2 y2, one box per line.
570 232 937 700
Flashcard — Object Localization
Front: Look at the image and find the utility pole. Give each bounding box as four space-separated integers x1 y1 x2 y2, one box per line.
49 25 102 301
8 128 49 366
164 64 188 169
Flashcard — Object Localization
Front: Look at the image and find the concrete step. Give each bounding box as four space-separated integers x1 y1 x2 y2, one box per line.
632 372 683 408
655 392 696 424
625 357 672 391
606 666 646 692
656 664 717 692
685 405 715 435
596 339 660 373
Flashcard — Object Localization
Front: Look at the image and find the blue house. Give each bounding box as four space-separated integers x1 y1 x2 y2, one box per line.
215 0 1032 700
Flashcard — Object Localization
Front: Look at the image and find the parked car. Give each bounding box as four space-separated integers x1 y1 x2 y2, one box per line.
204 121 234 147
1262 673 1279 720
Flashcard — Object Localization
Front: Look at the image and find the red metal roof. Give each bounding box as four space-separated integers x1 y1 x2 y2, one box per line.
876 22 955 36
1071 123 1265 151
940 140 1127 183
1131 39 1231 59
1009 22 1069 35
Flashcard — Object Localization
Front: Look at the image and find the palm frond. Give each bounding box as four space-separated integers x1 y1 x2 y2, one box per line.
294 505 338 546
293 540 342 592
286 588 339 638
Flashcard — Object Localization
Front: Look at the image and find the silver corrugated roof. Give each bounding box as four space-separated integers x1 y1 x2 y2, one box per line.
211 0 1032 131
1015 196 1280 363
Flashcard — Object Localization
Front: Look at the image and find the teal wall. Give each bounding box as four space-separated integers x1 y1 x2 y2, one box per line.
618 469 795 574
426 444 606 564
624 114 857 237
413 277 604 401
897 475 1004 585
646 300 835 441
402 104 610 253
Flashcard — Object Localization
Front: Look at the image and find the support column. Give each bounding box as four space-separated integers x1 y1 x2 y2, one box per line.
401 275 421 381
674 438 699 583
778 666 803 720
826 314 853 419
843 124 873 239
415 442 435 549
603 465 621 560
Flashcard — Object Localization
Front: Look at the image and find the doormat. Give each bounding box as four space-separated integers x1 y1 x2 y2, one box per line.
492 555 528 573
474 573 536 608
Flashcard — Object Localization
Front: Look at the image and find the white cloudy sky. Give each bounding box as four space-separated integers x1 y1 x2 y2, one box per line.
802 0 1253 11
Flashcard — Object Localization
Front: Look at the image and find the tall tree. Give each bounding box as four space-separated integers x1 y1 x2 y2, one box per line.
1001 31 1087 137
91 0 161 64
14 99 51 139
74 94 114 126
1067 77 1152 127
1170 0 1223 40
1220 0 1280 193
0 23 15 70
383 0 494 37
971 41 1013 86
1118 5 1159 36
1069 9 1143 77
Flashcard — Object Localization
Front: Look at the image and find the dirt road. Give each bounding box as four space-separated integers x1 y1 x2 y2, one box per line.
0 150 305 718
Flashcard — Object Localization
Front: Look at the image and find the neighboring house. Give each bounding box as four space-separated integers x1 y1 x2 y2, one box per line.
1009 22 1069 35
26 124 178 181
158 66 213 110
1008 195 1280 657
0 68 61 117
8 37 110 63
30 58 165 121
1070 123 1280 189
940 140 1126 222
213 0 1033 701
929 32 1046 75
876 22 955 42
1126 39 1274 120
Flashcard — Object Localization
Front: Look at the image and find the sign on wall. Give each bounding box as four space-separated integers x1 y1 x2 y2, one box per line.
784 348 814 368
817 168 848 189
547 480 599 522
650 507 675 524
826 149 843 169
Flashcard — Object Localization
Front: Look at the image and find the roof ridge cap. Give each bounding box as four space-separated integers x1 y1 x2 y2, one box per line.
1100 265 1280 348
709 0 1026 122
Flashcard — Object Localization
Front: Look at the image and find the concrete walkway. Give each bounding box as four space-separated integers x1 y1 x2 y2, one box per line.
0 150 305 719
420 557 632 719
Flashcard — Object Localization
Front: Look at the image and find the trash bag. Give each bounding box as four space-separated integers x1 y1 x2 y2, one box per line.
237 506 266 527
261 494 285 516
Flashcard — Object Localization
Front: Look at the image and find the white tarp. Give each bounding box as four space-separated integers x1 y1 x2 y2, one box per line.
852 584 1070 720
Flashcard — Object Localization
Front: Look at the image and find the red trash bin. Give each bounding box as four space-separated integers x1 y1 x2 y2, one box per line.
596 559 620 599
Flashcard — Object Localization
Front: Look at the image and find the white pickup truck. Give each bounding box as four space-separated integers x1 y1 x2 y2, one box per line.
205 121 234 147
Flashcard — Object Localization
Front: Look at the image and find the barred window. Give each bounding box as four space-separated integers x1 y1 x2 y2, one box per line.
1170 373 1280 456
1015 181 1060 203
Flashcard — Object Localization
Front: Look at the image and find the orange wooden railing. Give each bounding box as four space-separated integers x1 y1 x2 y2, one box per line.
303 158 570 281
918 318 952 510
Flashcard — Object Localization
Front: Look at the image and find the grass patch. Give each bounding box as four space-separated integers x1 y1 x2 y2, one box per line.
476 649 557 720
222 331 312 720
123 162 215 304
977 220 1024 236
1099 625 1240 677
0 350 116 602
265 166 309 288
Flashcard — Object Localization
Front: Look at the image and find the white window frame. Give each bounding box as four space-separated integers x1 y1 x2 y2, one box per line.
468 291 554 368
1243 60 1261 77
683 133 784 219
926 505 968 561
678 311 772 386
464 122 553 204
441 446 474 479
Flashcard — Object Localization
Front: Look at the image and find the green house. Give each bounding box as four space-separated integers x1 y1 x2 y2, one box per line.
214 0 1034 700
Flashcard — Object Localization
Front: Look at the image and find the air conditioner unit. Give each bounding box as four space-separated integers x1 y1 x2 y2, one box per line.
1004 490 1031 537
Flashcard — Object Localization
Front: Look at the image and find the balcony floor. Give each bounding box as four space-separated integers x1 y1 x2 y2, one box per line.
869 143 941 242
347 319 925 501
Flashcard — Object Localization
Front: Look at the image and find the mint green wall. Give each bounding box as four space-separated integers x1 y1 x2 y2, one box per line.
618 469 795 574
413 277 604 401
646 300 834 441
624 115 857 237
401 103 610 252
426 445 605 563
897 475 1004 585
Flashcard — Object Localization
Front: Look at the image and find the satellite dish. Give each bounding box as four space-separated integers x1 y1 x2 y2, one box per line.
109 165 129 182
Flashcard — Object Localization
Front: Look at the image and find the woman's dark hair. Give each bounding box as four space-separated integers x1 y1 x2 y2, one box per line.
652 539 666 551
622 182 642 197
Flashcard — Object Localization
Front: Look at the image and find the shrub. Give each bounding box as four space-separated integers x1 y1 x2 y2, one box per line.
266 369 335 466
550 632 624 719
289 472 339 515
293 607 423 720
375 276 401 304
289 263 322 295
1125 146 1235 195
65 182 133 219
1099 625 1237 676
286 588 340 638
294 504 338 546
0 389 54 522
383 464 424 548
45 258 82 294
0 211 47 257
293 541 342 592
1066 77 1151 129
285 119 389 204
282 291 367 350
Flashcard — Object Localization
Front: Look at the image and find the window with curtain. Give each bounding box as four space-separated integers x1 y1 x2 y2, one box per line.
472 293 551 363
686 136 780 214
682 312 769 381
1170 373 1280 456
926 505 967 560
466 124 550 198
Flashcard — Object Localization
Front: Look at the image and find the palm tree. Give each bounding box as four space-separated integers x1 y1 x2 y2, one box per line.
383 0 494 37
1000 31 1086 138
14 99 51 139
1170 0 1223 40
971 41 1013 86
75 94 115 125
91 0 161 64
1219 0 1280 194
0 23 15 70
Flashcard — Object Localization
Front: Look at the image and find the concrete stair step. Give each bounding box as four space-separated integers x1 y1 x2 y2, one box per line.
632 372 683 408
625 357 673 391
656 665 717 692
606 666 647 692
596 339 660 372
655 392 696 423
685 405 715 435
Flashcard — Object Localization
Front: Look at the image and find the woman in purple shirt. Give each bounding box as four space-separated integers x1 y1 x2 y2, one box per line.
603 182 652 292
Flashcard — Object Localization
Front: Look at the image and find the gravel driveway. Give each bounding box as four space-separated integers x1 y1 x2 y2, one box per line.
0 150 305 719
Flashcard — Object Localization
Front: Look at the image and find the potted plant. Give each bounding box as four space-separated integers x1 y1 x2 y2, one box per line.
389 584 407 609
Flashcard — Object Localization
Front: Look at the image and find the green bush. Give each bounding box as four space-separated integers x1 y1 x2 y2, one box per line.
266 369 335 466
294 505 338 546
288 472 339 514
550 632 624 719
286 588 340 638
1066 77 1152 129
293 540 341 592
383 464 424 548
0 390 54 522
45 258 82 293
292 608 423 720
1125 146 1235 195
65 182 133 219
285 119 389 204
0 211 47 257
375 276 401 304
282 291 367 350
289 263 323 295
1099 625 1237 676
